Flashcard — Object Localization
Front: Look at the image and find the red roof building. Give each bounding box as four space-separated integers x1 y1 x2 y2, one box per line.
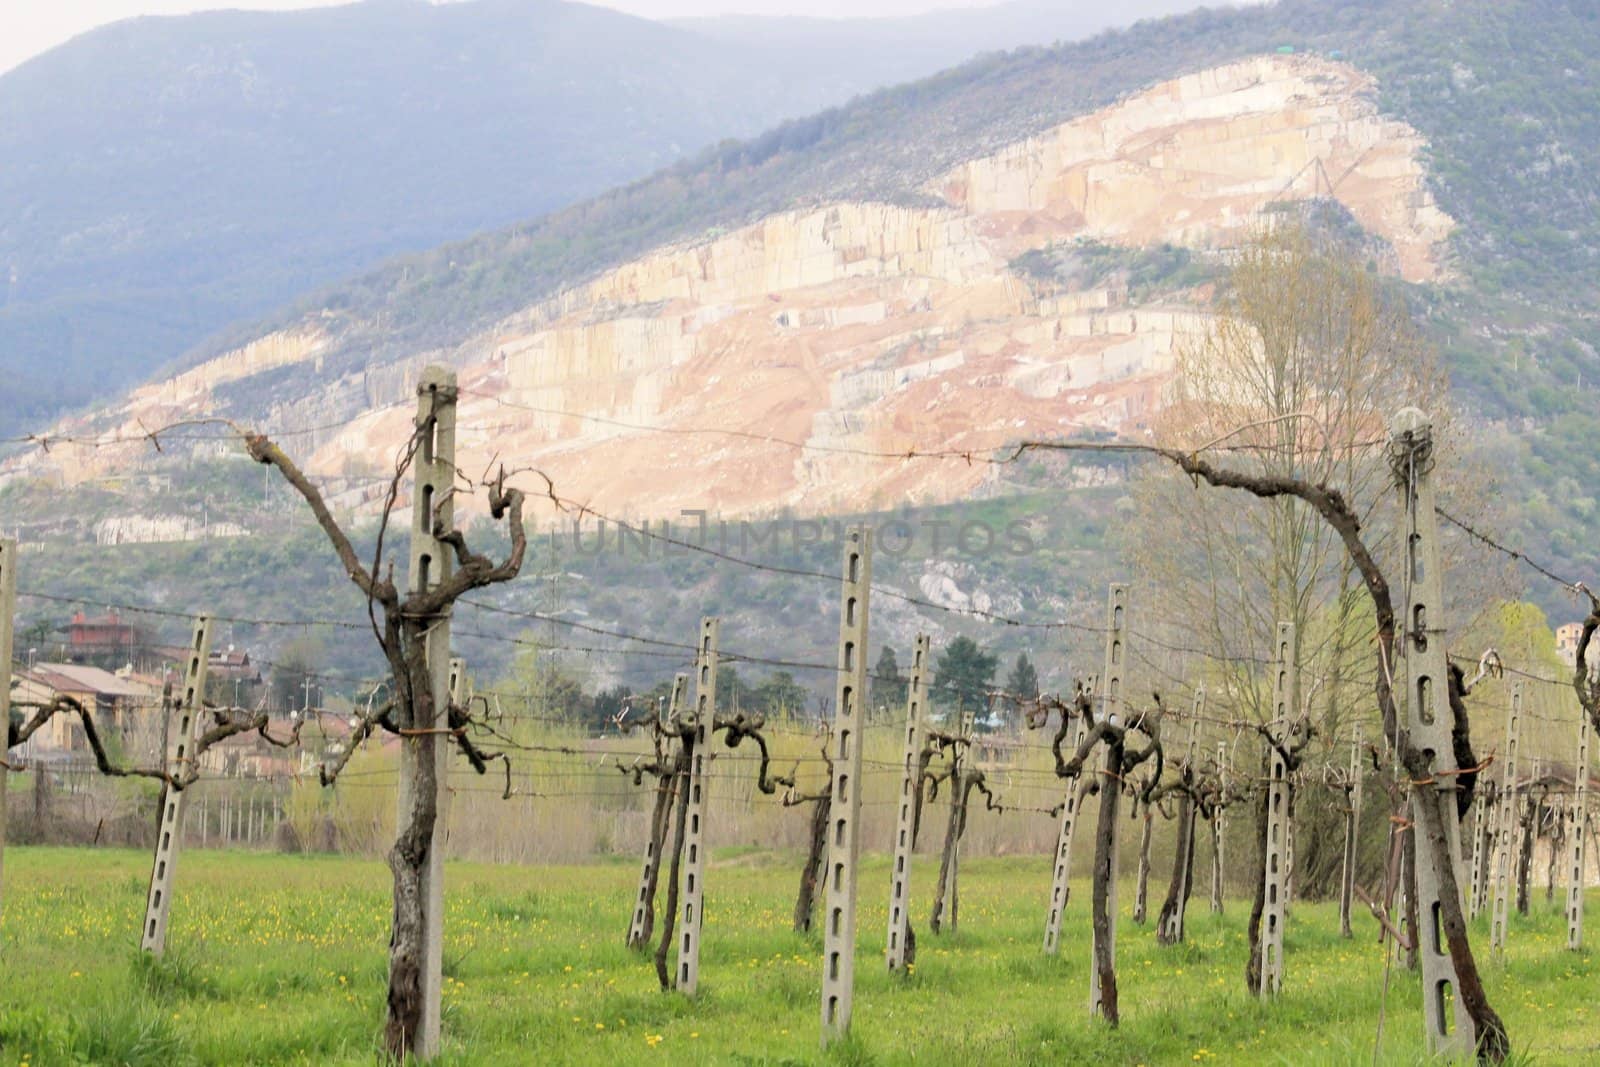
66 611 140 658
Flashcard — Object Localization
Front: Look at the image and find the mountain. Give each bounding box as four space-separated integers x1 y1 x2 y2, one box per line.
0 0 1225 440
0 0 888 438
5 0 1600 678
15 54 1449 519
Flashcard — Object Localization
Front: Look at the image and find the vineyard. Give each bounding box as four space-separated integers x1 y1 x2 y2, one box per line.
2 373 1596 1066
4 236 1600 1066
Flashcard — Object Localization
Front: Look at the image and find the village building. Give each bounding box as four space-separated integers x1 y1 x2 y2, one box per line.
1556 621 1588 668
8 662 161 759
64 610 144 664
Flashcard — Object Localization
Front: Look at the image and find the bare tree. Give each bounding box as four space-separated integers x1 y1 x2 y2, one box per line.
1047 683 1162 1027
1016 414 1510 1060
245 395 527 1057
773 727 832 934
1154 743 1237 944
1244 718 1314 992
1129 225 1444 736
618 693 687 951
927 720 997 936
1122 223 1506 924
650 709 778 990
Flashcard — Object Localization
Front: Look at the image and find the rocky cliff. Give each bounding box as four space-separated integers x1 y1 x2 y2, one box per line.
7 56 1451 529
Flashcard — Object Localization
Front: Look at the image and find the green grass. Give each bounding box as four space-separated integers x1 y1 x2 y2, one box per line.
0 847 1593 1065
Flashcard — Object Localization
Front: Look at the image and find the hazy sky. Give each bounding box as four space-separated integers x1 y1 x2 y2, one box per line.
1 0 1013 76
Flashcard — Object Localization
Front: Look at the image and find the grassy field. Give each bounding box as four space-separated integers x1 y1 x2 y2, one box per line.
0 846 1593 1065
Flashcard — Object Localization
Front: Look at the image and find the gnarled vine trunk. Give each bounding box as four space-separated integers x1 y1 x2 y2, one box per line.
930 776 969 934
1090 743 1124 1025
628 774 677 950
1544 802 1562 905
654 744 694 990
1156 794 1196 945
1133 806 1154 925
793 794 831 933
1516 796 1536 916
1401 839 1420 971
1244 757 1270 993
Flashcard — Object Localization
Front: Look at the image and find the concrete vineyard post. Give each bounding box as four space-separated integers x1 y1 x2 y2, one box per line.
886 633 928 972
821 527 870 1045
140 615 214 956
1490 682 1522 957
1568 712 1589 950
1211 741 1228 913
1258 621 1293 997
397 364 457 1058
676 623 717 995
1340 732 1363 938
1044 678 1092 954
1468 790 1489 919
1391 407 1473 1055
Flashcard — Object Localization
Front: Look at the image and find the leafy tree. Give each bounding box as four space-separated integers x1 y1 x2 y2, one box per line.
1002 652 1040 727
591 685 633 733
872 645 907 718
20 618 53 654
931 636 997 719
270 634 326 714
751 671 809 720
716 666 753 714
1005 652 1039 699
637 677 678 718
497 636 587 728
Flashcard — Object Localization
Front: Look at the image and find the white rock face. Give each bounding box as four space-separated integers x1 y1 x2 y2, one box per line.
94 515 248 545
916 562 995 616
938 56 1451 282
10 56 1452 524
